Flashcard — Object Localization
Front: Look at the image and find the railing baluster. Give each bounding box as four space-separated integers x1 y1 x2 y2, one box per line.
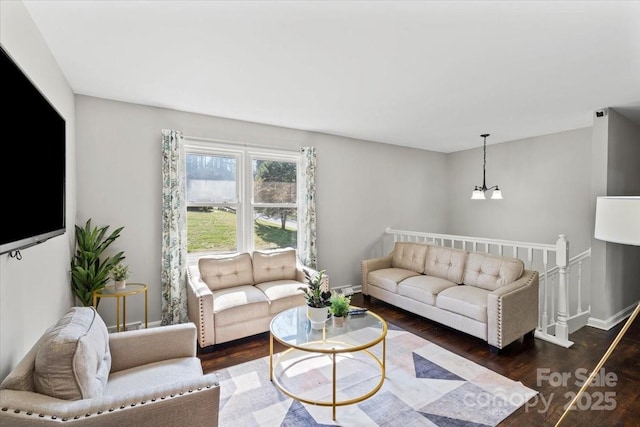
577 260 583 313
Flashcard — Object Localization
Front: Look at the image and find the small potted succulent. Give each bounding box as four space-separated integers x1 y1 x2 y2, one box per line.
329 291 351 327
299 269 331 329
110 263 131 290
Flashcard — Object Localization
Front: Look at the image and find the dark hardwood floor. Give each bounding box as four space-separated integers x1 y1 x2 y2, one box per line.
198 294 640 426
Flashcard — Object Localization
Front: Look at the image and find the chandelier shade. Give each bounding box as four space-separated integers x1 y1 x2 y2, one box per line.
470 134 502 200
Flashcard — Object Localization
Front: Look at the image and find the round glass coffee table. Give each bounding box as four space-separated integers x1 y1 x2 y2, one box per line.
269 305 387 420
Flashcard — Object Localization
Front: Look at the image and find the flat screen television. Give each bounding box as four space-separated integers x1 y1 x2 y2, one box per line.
0 45 66 255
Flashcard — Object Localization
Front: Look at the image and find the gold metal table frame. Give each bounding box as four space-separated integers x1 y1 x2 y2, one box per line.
93 283 148 332
269 306 387 421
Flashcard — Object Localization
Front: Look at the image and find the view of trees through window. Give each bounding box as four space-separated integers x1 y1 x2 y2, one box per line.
185 147 298 261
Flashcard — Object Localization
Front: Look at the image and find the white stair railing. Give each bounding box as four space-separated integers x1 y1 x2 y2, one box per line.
384 228 591 348
537 248 592 340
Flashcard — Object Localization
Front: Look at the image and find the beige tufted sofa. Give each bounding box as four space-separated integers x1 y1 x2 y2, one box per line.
187 248 325 349
362 242 539 352
0 306 220 426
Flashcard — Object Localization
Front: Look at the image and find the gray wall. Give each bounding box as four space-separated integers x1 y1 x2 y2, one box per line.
75 95 448 327
2 0 638 383
445 128 593 253
0 1 77 380
590 109 640 325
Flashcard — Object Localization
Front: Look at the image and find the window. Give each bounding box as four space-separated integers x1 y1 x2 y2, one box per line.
185 141 299 264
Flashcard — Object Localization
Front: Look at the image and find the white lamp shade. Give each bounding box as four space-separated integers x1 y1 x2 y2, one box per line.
491 188 503 200
594 196 640 246
471 188 485 199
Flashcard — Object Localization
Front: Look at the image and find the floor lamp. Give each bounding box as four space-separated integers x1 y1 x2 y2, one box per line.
555 196 640 426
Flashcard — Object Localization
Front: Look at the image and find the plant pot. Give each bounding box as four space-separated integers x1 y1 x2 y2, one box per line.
114 280 127 290
307 306 329 330
332 315 346 327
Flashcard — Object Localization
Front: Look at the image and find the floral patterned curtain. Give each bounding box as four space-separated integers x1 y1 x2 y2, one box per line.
299 147 317 269
160 129 188 324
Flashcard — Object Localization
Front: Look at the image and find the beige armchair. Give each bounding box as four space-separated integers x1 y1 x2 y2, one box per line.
0 307 220 426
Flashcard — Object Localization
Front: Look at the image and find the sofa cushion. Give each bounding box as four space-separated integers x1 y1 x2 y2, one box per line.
33 307 111 400
199 252 254 290
436 285 489 323
463 252 525 291
398 275 458 306
391 242 428 273
368 268 420 293
424 245 468 284
253 248 297 284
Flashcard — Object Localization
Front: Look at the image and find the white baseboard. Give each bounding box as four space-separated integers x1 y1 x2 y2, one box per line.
568 311 591 334
107 321 142 333
587 302 638 331
107 319 161 333
332 284 362 296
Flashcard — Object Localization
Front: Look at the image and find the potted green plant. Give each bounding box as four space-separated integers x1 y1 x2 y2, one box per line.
329 291 351 327
110 263 131 290
70 218 125 307
299 269 331 329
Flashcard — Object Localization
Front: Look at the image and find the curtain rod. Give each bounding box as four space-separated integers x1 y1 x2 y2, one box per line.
184 134 299 153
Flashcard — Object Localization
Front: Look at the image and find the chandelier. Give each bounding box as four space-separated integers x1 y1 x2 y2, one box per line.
470 134 503 200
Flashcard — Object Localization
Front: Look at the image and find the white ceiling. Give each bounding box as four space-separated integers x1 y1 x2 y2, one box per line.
23 0 640 153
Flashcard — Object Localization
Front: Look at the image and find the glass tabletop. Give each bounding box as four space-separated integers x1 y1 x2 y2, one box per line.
94 283 147 297
270 305 387 353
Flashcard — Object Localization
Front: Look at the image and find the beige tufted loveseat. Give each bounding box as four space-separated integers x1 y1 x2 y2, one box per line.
187 248 326 349
361 242 539 352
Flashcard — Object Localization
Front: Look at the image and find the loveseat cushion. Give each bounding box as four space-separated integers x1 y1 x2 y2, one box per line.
424 245 468 284
212 285 270 326
33 306 111 400
253 248 297 284
199 252 254 290
255 279 306 314
391 242 428 273
463 252 525 291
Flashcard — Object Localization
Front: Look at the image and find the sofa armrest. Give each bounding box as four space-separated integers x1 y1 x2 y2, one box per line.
487 270 539 349
109 323 197 373
0 374 220 426
361 253 393 295
186 265 215 348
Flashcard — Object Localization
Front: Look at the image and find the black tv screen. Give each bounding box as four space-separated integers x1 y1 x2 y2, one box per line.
0 45 66 255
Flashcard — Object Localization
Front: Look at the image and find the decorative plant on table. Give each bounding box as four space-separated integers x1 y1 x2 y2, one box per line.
299 269 330 308
329 291 351 327
110 263 131 290
70 218 125 307
299 269 331 329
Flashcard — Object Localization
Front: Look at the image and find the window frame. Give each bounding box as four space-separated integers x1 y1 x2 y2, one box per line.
185 139 301 258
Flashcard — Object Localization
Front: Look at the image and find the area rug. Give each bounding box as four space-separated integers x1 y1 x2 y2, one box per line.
215 323 537 426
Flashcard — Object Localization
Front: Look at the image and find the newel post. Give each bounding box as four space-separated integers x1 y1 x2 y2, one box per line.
555 235 573 346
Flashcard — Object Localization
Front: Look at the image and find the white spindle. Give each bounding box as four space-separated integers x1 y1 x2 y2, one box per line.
577 260 583 313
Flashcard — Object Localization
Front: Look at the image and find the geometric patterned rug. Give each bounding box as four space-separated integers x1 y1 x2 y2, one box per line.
216 323 537 426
